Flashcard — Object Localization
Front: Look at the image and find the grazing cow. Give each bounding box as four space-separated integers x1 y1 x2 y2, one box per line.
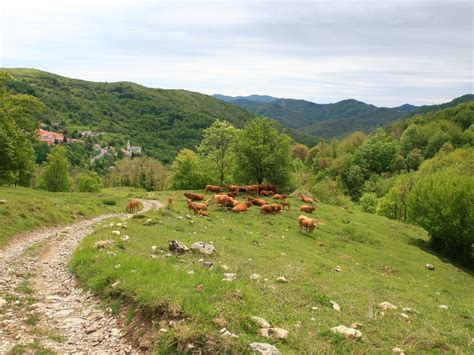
300 205 315 213
259 190 274 196
247 196 268 206
260 204 274 214
273 194 288 200
270 204 282 214
167 196 173 208
228 184 240 194
126 200 140 213
198 210 209 217
184 192 204 201
213 194 239 208
187 199 208 214
219 191 238 198
300 193 314 204
282 201 291 210
297 215 320 233
245 184 259 194
205 185 221 194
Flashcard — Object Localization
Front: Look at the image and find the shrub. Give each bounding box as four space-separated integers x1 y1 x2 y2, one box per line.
308 178 351 206
40 146 71 192
102 198 116 206
77 173 102 192
408 173 474 265
359 192 377 213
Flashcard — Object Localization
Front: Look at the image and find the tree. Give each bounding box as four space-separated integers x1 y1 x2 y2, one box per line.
406 148 424 171
353 129 398 174
408 173 473 265
359 192 378 213
0 73 43 186
400 125 423 156
425 130 450 158
290 144 309 162
40 146 71 192
171 149 210 190
234 118 292 187
197 120 238 186
77 173 102 192
377 174 416 221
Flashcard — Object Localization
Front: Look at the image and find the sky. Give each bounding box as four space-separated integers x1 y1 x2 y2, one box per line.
1 0 473 106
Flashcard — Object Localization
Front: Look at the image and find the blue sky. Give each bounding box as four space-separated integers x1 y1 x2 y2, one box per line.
1 0 472 106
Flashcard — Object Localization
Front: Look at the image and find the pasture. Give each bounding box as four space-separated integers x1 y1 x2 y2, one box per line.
0 187 135 246
71 190 474 353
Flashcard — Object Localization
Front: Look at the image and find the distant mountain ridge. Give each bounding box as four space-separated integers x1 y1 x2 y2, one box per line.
213 94 474 138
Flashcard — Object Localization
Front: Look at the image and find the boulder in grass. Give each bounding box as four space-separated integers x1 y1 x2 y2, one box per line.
378 302 397 310
330 301 341 312
261 327 289 340
249 343 280 355
95 240 109 250
168 240 189 254
222 273 236 281
331 325 362 339
276 276 288 283
111 230 121 236
0 199 7 204
425 263 435 270
439 304 448 310
251 316 271 329
191 242 215 255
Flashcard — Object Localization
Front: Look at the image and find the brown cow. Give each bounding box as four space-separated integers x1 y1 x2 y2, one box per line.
198 210 209 217
247 196 268 206
259 190 274 196
260 204 274 214
245 184 259 194
205 185 221 194
273 194 288 200
187 199 208 214
282 201 291 210
213 194 239 208
167 196 173 208
297 215 320 233
300 193 314 204
227 184 240 194
270 204 282 214
232 203 250 213
184 192 204 201
300 205 315 213
126 200 140 213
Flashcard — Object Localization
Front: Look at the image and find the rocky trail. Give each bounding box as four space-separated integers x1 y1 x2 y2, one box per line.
0 200 162 354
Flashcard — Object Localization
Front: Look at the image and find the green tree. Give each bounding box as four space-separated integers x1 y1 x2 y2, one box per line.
290 144 309 162
425 130 450 158
353 129 398 174
234 118 292 187
40 146 71 192
77 173 102 192
359 192 378 213
408 173 474 265
377 174 416 221
406 148 424 171
197 120 238 186
171 149 210 189
0 73 43 186
400 125 423 156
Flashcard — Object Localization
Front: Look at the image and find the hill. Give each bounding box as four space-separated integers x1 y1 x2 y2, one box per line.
71 190 474 353
213 94 474 139
3 68 258 163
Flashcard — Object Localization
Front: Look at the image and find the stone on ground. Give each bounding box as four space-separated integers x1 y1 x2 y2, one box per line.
330 300 341 312
331 325 363 339
249 342 280 355
251 316 271 328
378 302 397 310
191 242 215 255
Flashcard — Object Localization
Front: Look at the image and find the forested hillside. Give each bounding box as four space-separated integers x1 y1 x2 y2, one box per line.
214 94 474 138
4 69 257 163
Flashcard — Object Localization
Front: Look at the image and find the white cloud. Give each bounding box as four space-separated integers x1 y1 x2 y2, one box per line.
1 0 472 106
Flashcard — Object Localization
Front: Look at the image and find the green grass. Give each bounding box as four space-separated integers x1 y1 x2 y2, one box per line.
9 341 55 355
0 186 146 246
70 191 474 353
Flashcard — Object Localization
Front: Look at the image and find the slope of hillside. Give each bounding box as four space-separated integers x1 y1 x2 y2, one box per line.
71 190 474 353
3 69 256 163
214 94 474 139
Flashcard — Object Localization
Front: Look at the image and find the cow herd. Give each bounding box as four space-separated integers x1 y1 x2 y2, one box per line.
179 184 321 233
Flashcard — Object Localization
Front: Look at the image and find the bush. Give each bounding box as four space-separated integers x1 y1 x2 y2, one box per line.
77 173 102 192
308 178 351 206
359 192 377 213
40 146 71 192
102 198 116 206
408 173 474 265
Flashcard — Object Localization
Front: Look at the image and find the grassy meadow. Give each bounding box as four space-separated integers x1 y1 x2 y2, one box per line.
70 191 474 353
0 187 144 246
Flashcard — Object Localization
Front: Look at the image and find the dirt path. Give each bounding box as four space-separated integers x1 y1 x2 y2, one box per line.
0 200 163 354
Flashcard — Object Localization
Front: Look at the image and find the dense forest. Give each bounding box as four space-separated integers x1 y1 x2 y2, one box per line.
4 69 317 162
214 93 474 138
